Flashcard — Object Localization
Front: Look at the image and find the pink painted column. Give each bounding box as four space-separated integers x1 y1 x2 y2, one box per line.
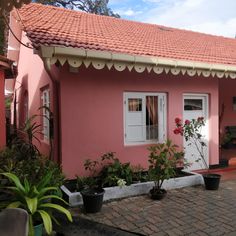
0 70 6 149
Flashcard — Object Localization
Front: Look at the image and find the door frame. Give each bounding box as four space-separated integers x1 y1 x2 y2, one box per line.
183 93 209 169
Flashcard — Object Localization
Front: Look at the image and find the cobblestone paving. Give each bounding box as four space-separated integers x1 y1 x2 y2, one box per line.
72 180 236 236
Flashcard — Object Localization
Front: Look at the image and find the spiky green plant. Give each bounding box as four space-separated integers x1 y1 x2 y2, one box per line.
1 171 72 236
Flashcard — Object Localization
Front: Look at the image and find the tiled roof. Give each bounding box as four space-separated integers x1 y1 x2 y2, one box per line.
17 3 236 66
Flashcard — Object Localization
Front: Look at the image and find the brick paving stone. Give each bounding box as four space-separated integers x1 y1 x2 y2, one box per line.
76 180 236 236
141 226 153 235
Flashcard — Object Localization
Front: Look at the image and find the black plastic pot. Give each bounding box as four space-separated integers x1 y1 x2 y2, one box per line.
81 188 105 213
149 188 167 200
203 174 221 190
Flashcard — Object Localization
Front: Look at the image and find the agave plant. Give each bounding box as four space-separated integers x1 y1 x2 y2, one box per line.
1 171 72 236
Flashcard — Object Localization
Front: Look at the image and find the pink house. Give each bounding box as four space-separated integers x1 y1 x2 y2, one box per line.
8 3 236 178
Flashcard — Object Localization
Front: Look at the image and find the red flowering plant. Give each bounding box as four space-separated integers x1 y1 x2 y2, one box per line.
148 139 184 194
174 117 208 169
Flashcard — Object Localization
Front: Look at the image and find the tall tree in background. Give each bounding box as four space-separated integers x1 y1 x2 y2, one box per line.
35 0 120 17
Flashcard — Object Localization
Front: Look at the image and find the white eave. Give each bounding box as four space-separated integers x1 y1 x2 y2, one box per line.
39 45 236 79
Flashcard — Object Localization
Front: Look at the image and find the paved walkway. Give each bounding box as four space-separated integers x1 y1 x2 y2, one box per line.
73 179 236 236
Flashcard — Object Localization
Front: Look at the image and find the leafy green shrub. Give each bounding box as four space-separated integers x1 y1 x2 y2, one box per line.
1 172 72 236
131 164 145 182
148 139 184 193
77 152 133 190
99 153 133 187
0 148 64 188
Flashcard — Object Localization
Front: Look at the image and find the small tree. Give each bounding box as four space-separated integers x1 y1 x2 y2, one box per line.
148 139 184 193
174 117 208 169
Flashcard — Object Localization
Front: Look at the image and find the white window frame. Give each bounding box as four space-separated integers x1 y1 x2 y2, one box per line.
41 88 50 140
124 92 167 145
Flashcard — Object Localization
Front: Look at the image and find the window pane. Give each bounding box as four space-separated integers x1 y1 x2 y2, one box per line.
184 99 203 111
146 96 158 140
128 98 142 111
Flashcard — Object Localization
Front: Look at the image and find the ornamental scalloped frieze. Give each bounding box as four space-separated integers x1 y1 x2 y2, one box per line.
49 56 236 79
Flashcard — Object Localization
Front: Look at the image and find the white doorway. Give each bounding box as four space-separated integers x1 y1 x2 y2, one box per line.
183 94 209 171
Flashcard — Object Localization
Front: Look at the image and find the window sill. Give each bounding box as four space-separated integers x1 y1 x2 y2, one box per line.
124 141 160 147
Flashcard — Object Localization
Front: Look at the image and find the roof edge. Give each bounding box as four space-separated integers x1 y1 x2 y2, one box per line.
39 46 236 79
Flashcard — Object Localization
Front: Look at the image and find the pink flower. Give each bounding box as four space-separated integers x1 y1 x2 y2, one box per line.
173 128 180 135
185 120 190 125
173 127 184 136
175 117 182 126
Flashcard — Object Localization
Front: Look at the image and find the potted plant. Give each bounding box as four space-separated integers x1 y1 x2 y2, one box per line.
148 139 184 200
78 152 132 213
174 117 221 190
79 159 105 213
0 171 72 236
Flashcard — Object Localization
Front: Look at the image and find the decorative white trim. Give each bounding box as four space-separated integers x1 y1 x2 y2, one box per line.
40 46 236 79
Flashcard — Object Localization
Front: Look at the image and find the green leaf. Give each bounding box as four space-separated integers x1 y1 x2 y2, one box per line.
24 179 30 193
39 195 68 205
40 203 72 222
1 173 25 193
7 201 21 208
37 171 54 191
37 210 52 235
38 187 58 198
25 197 38 214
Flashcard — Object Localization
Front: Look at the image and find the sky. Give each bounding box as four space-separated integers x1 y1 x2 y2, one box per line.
108 0 236 38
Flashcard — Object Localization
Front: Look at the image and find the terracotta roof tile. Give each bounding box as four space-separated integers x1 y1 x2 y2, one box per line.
17 3 236 66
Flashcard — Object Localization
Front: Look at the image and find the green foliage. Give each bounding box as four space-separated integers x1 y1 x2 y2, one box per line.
1 172 72 236
99 152 133 187
35 0 120 17
9 115 43 161
0 148 65 188
76 176 97 191
77 152 133 190
148 139 184 192
131 164 146 182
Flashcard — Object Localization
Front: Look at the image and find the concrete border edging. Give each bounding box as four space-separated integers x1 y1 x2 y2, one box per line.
61 171 203 207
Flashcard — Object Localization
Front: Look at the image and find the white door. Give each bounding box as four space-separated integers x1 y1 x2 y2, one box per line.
183 94 209 171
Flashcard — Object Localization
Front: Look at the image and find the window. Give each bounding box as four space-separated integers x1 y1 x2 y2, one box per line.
184 99 203 111
41 88 50 140
124 92 167 145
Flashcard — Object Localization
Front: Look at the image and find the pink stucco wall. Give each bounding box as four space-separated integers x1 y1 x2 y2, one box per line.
10 31 52 156
59 66 219 178
0 70 6 149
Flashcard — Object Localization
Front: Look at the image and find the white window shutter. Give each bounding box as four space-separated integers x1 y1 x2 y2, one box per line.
125 93 145 143
158 94 166 142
